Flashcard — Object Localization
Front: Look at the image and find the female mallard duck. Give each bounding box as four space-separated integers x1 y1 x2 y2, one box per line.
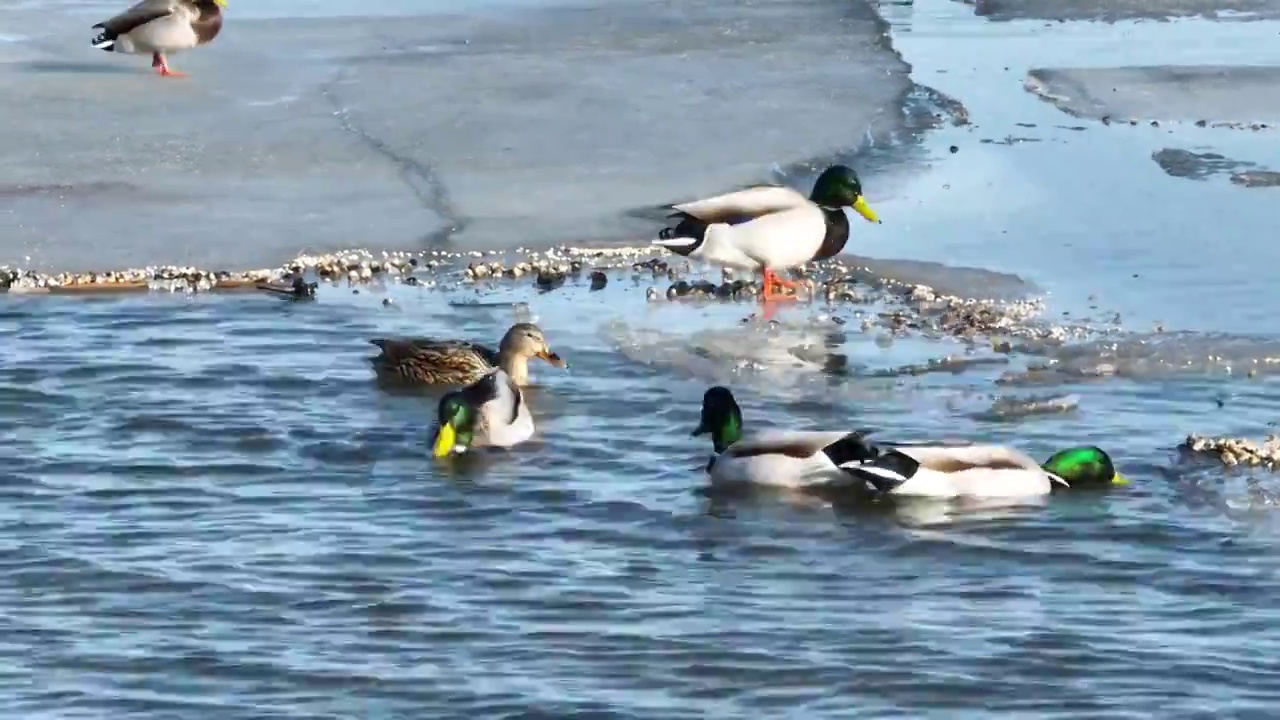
692 386 877 488
431 368 534 457
91 0 226 78
653 165 881 301
369 322 566 387
837 444 1129 499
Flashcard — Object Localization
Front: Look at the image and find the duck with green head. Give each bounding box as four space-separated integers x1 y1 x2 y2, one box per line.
430 368 534 458
836 443 1129 499
653 165 881 302
692 386 878 487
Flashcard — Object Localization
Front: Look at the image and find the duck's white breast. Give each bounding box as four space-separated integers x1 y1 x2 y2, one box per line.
719 205 830 269
123 9 199 53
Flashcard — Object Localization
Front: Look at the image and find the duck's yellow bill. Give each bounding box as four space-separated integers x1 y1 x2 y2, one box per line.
213 0 228 6
1111 472 1130 486
852 195 880 224
432 423 457 458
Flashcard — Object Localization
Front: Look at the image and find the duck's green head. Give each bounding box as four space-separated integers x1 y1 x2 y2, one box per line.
810 164 880 225
1042 446 1129 488
692 386 744 454
432 371 505 458
431 392 477 457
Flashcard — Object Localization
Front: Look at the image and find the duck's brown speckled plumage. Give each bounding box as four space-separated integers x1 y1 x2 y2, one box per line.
368 322 566 387
369 338 501 386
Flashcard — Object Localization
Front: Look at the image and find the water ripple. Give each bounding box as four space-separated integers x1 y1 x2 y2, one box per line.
1 280 1279 718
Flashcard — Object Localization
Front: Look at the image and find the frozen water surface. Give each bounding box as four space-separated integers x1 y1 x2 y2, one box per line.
0 0 923 271
1026 66 1280 126
964 0 1280 22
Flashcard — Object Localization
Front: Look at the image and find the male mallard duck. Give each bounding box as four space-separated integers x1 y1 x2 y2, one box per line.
692 386 877 488
837 444 1129 499
431 368 534 457
653 165 880 301
91 0 226 78
369 322 566 387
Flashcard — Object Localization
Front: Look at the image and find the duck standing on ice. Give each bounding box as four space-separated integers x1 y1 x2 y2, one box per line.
653 165 881 303
91 0 226 78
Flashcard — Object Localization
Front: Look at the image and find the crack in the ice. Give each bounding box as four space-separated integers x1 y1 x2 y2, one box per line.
319 66 464 247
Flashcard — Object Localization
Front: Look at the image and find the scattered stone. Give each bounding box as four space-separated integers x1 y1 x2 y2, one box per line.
1182 433 1280 470
535 268 566 292
255 277 316 299
0 243 1102 353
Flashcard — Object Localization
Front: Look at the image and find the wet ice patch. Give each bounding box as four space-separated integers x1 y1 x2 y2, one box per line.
1026 66 1280 127
1153 148 1280 187
967 0 1280 22
244 95 301 108
997 330 1280 385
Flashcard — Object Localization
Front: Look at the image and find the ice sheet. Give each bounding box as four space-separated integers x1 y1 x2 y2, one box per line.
966 0 1280 22
1025 65 1280 126
0 0 922 271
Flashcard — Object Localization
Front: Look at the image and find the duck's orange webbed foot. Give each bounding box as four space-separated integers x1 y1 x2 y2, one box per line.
761 267 798 302
153 53 186 77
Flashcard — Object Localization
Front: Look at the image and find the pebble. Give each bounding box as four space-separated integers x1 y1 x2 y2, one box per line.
535 268 567 292
1182 433 1280 470
0 244 1094 351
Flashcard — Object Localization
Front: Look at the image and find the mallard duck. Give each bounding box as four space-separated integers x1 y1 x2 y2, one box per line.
653 165 880 301
692 386 877 488
91 0 226 78
369 322 566 387
430 368 534 457
837 444 1129 499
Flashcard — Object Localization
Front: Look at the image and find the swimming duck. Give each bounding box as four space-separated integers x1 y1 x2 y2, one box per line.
430 368 534 457
653 165 880 301
837 444 1129 499
692 386 877 488
91 0 226 78
369 322 566 387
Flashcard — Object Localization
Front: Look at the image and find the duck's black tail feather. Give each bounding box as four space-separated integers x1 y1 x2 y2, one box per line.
836 450 921 494
91 29 116 51
655 212 710 256
820 432 879 467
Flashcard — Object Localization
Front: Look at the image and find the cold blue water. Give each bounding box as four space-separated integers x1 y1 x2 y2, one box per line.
3 0 1280 717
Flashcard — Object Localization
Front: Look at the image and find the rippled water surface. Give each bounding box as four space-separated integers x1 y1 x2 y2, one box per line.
4 273 1280 718
6 0 1280 717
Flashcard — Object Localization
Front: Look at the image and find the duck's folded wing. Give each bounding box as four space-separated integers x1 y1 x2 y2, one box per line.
368 338 439 362
896 444 1043 473
673 185 810 224
369 338 494 363
94 0 177 34
724 430 861 459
